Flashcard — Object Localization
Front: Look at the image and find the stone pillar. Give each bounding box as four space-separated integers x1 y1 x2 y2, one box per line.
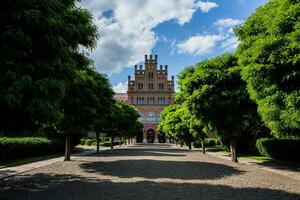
154 132 159 143
143 130 147 143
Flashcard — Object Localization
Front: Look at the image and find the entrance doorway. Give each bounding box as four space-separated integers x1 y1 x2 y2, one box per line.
147 129 155 143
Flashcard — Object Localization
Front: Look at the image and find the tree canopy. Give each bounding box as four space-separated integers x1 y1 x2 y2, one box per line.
0 0 98 135
235 0 300 138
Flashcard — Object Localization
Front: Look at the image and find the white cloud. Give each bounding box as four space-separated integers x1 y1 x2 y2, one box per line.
113 82 128 93
197 1 219 13
221 36 240 50
176 17 242 55
214 18 242 28
177 35 221 55
79 0 218 73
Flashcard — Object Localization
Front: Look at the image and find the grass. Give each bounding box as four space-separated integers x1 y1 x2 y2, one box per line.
239 154 273 162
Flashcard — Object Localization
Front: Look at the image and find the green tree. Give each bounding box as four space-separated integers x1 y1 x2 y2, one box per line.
90 71 114 153
158 104 193 149
184 54 258 162
235 0 300 139
103 101 141 149
0 0 97 135
61 68 108 161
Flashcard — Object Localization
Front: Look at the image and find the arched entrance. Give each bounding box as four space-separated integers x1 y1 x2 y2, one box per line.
147 129 155 143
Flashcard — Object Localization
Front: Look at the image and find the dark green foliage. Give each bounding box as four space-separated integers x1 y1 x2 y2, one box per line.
0 137 64 162
0 0 98 134
236 0 300 138
79 138 122 147
100 141 122 147
193 138 220 148
256 138 300 161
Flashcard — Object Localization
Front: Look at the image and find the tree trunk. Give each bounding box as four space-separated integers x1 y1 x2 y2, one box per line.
180 140 183 147
119 136 122 147
64 133 71 161
125 138 127 145
111 136 114 149
230 138 238 162
96 132 100 153
201 139 206 154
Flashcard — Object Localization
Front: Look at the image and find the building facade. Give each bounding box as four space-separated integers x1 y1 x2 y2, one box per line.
127 55 175 143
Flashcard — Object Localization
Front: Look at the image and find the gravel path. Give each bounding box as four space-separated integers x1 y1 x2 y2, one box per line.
0 144 299 200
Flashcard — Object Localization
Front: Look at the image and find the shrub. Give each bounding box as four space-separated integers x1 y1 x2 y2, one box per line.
205 138 220 147
0 137 64 162
100 141 122 147
80 139 86 145
256 138 300 161
193 142 202 148
85 139 96 146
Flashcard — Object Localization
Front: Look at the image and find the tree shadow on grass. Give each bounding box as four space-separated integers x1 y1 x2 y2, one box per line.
80 159 244 180
0 173 299 200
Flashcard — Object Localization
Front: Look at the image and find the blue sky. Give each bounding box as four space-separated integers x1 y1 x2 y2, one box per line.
79 0 268 92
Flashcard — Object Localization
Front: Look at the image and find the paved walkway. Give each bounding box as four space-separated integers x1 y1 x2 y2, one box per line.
203 148 300 182
0 144 299 200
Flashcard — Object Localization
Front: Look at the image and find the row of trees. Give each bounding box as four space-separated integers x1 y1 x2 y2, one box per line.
0 0 141 161
158 0 300 162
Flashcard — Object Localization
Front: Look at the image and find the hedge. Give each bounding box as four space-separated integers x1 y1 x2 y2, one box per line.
79 138 122 147
193 138 220 148
256 138 300 161
0 137 65 162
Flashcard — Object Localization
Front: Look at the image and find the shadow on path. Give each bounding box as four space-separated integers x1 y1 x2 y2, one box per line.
80 159 243 180
1 173 299 200
89 147 188 157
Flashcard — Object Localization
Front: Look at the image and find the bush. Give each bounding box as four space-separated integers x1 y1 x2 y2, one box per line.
193 142 202 148
0 137 64 162
256 138 300 161
85 139 96 146
205 138 220 147
100 141 122 147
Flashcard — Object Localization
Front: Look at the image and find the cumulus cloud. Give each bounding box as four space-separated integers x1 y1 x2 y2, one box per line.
177 35 221 55
197 1 219 13
221 36 240 50
176 17 242 55
79 0 218 73
113 82 128 93
214 18 242 28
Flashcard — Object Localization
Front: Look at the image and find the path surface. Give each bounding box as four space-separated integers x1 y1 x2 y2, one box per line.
0 144 299 200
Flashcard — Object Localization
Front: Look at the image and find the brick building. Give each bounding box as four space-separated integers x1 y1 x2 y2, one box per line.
127 54 175 143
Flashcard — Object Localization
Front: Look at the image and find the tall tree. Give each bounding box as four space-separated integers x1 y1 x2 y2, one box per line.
184 54 258 162
0 0 98 135
235 0 300 139
61 68 107 161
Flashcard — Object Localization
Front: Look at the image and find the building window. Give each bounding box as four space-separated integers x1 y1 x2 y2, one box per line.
148 83 154 90
149 72 154 80
139 112 144 122
158 97 166 105
158 83 164 90
138 83 143 90
147 97 154 104
147 111 155 122
169 97 172 104
131 96 134 103
136 97 145 104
